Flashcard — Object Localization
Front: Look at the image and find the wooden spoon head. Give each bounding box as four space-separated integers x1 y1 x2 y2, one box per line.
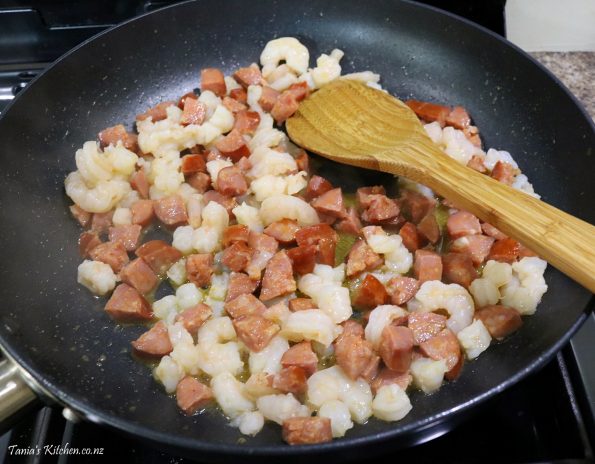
286 79 435 179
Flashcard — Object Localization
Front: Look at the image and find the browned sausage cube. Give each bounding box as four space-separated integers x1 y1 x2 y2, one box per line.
442 252 477 288
450 234 495 266
186 172 211 193
232 315 280 352
200 68 226 96
233 110 260 135
295 150 309 172
282 417 332 445
408 312 447 345
181 154 206 175
89 241 129 273
306 175 333 200
467 154 487 173
264 219 301 245
417 212 440 244
108 224 142 252
311 188 347 219
286 245 317 276
361 195 400 223
222 96 247 113
90 210 114 235
445 106 471 129
224 293 266 319
475 305 523 339
205 188 243 216
229 87 247 103
287 81 310 102
405 100 450 126
356 186 386 208
258 86 280 112
98 124 139 152
214 129 251 163
136 240 183 275
119 257 159 295
419 328 462 379
386 276 419 306
371 367 413 394
130 168 150 199
399 191 436 224
491 161 515 185
487 238 521 264
105 283 152 322
353 274 389 309
176 303 212 334
346 240 383 277
154 195 188 226
177 91 197 109
79 231 102 258
281 341 318 377
414 249 443 283
215 165 248 197
288 298 316 312
272 366 308 395
259 250 296 302
447 211 482 239
222 224 250 247
336 207 362 236
221 241 253 273
186 253 214 288
398 222 423 252
180 98 207 126
131 199 155 227
225 272 259 302
233 66 263 87
176 376 214 415
248 231 279 253
131 321 172 357
70 204 92 228
136 101 175 122
379 325 414 373
335 330 375 380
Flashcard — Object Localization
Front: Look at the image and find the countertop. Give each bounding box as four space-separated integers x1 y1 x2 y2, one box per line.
531 52 595 120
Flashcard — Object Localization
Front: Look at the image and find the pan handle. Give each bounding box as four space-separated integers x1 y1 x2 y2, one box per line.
0 358 38 431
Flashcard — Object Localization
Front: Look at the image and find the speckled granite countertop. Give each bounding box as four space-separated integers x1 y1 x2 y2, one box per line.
531 52 595 120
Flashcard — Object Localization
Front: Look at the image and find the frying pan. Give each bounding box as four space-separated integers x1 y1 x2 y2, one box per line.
0 0 593 461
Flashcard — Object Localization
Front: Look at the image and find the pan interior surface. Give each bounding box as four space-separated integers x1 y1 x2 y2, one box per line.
0 0 593 457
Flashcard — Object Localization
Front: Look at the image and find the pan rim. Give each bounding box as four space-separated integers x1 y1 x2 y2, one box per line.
0 0 594 456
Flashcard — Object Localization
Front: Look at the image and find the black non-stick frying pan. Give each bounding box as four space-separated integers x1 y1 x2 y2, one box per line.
0 0 593 461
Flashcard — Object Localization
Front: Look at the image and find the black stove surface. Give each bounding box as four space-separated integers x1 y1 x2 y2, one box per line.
0 1 594 463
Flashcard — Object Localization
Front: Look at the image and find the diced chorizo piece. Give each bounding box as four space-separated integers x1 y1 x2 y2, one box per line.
379 325 414 373
287 245 317 275
222 96 247 114
399 191 436 224
353 274 389 309
386 276 419 306
405 100 450 127
78 231 102 258
233 110 260 135
317 213 337 226
272 366 308 395
119 257 159 295
361 195 400 223
130 168 150 199
286 81 310 102
221 241 253 273
89 241 129 273
181 98 207 126
467 154 487 173
295 223 338 248
176 376 214 415
491 161 516 185
215 165 248 197
90 210 114 235
450 234 495 266
202 190 238 217
177 91 198 109
487 238 521 264
229 87 248 103
442 253 477 288
264 219 301 245
306 175 334 200
108 224 142 252
399 222 423 252
260 250 296 301
136 101 175 122
288 298 316 312
105 283 152 322
371 367 413 394
336 207 362 235
408 312 447 345
446 211 482 239
200 68 226 97
233 315 280 352
181 154 207 175
226 272 259 302
311 188 347 219
464 125 482 147
475 305 523 340
417 212 440 244
136 240 183 275
186 253 214 288
356 186 386 209
131 200 155 227
295 150 309 172
154 195 188 226
248 231 279 253
222 224 250 247
176 303 213 334
335 331 375 380
413 250 443 283
70 204 92 228
187 172 211 193
225 293 266 319
481 222 507 240
445 106 471 129
271 91 300 123
281 341 318 377
233 66 263 88
360 354 381 383
131 321 172 357
346 240 383 277
214 128 250 162
258 86 280 112
419 328 461 377
98 124 139 152
282 417 332 445
339 319 365 339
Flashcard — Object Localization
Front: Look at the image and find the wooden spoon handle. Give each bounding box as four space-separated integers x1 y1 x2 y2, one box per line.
378 143 595 293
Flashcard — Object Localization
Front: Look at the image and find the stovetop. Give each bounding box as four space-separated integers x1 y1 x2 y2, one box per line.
0 1 594 463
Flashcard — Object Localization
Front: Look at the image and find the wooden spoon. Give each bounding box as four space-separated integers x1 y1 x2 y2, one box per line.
286 79 595 292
